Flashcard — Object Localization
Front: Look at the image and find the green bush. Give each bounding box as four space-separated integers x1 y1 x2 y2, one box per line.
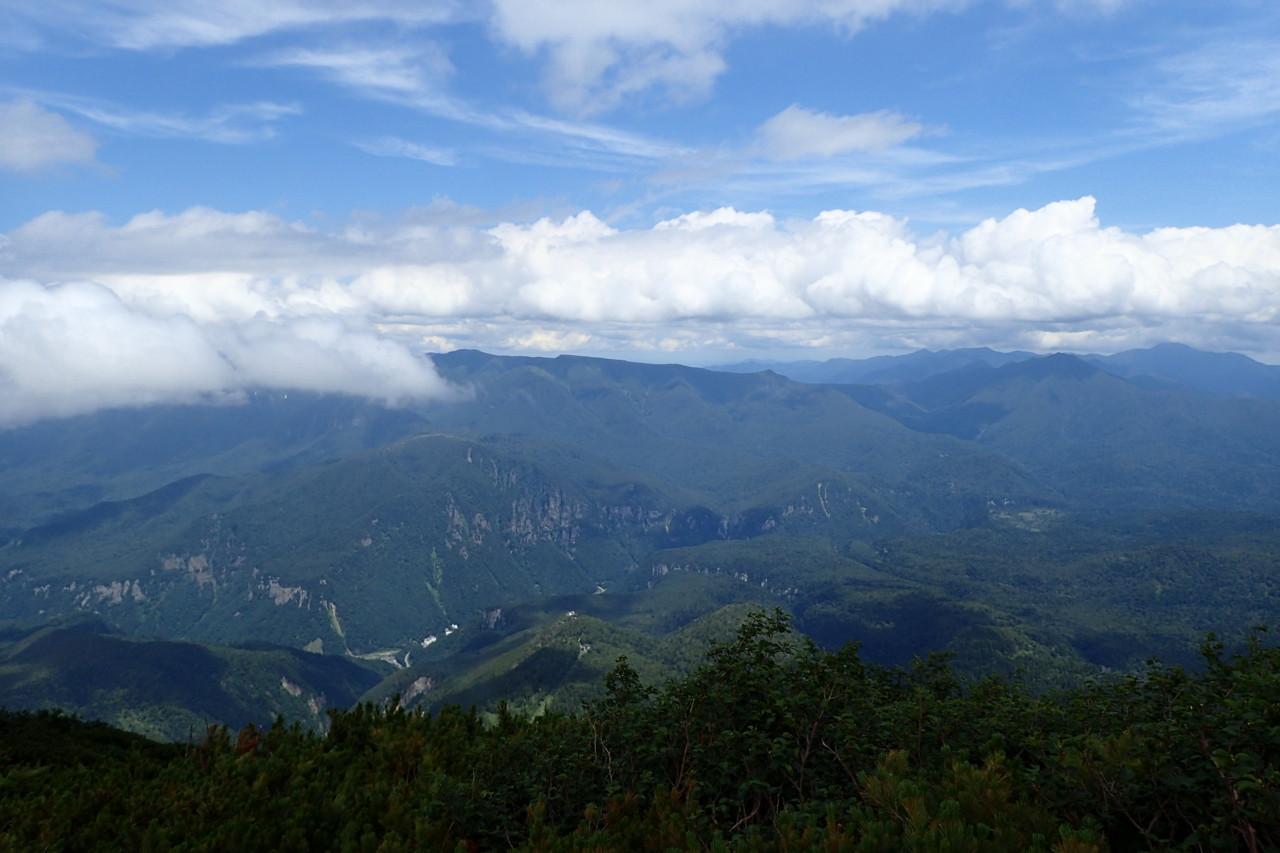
2 613 1278 851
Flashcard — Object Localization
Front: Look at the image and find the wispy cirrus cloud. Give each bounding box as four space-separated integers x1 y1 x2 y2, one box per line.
8 0 461 51
251 40 686 171
1133 37 1280 137
256 43 456 102
354 137 458 166
756 105 928 160
80 100 301 144
487 0 969 115
6 0 1209 220
0 99 99 173
8 89 300 144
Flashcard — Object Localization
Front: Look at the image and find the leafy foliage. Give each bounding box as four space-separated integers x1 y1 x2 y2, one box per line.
3 612 1279 851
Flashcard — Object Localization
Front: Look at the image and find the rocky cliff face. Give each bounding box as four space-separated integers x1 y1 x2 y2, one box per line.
0 430 916 661
0 437 675 656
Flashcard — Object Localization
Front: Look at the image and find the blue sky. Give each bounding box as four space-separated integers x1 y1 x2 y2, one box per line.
4 0 1277 230
2 0 1280 421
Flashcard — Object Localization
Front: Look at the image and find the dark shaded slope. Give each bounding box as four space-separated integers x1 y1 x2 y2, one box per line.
872 510 1280 671
0 615 381 741
15 474 215 546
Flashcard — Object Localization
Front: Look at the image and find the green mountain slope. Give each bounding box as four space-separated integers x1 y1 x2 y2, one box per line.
845 354 1280 511
870 510 1280 670
0 614 382 740
4 348 1280 732
0 433 671 652
0 424 941 655
363 578 770 716
0 391 429 536
427 351 1057 527
1 356 1071 657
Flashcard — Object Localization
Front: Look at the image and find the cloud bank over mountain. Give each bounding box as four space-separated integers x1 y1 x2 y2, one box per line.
0 278 456 427
2 194 1278 423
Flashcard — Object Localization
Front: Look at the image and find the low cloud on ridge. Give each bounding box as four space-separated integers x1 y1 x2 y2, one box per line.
0 279 457 427
3 196 1279 424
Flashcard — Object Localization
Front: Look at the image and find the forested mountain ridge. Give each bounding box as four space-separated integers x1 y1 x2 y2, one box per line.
1 345 1278 736
425 349 1052 519
717 342 1280 400
0 391 430 536
838 353 1280 510
0 353 1061 656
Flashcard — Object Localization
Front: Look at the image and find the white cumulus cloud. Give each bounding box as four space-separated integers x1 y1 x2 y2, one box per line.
3 196 1279 424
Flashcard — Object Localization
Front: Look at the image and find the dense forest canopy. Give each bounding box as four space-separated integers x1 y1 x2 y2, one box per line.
3 612 1278 851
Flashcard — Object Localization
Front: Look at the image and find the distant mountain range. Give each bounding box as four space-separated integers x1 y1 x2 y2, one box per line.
715 342 1280 399
2 344 1279 736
